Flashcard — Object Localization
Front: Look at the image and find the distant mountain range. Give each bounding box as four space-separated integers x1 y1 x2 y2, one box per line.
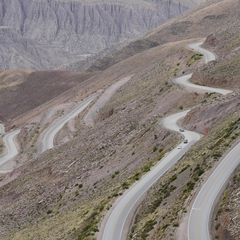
0 0 204 70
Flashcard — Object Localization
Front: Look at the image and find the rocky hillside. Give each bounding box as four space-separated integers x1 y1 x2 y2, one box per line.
0 0 204 70
1 0 240 240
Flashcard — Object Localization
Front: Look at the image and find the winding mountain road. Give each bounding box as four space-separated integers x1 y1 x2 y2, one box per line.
174 41 231 95
39 94 97 153
40 76 132 153
0 94 97 172
188 42 216 64
99 40 232 240
0 124 20 173
186 41 235 240
100 110 202 240
173 73 232 95
188 142 240 240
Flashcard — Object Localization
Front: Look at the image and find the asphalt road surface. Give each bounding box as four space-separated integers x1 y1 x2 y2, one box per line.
99 110 202 240
0 126 20 172
40 94 97 153
188 142 240 240
188 42 216 64
100 41 232 240
173 73 232 95
186 41 235 240
174 41 231 95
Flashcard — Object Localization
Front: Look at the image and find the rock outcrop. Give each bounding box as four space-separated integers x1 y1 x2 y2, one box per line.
0 0 203 69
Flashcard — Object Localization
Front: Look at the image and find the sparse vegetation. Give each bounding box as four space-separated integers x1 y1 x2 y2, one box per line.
187 53 203 67
75 201 106 240
213 168 240 239
129 113 240 239
1 2 240 239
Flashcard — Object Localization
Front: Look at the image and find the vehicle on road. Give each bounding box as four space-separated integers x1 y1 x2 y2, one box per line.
184 139 188 144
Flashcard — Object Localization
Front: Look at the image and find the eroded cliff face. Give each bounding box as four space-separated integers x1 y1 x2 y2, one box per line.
0 0 202 69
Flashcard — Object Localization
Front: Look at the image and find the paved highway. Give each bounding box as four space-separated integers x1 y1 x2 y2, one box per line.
188 42 216 64
0 125 20 172
186 41 235 240
40 94 97 153
173 73 232 95
174 41 232 95
100 110 202 240
188 142 240 240
100 41 233 240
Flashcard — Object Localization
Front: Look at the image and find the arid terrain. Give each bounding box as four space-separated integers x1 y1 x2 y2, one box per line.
0 0 240 240
0 0 205 70
213 166 240 240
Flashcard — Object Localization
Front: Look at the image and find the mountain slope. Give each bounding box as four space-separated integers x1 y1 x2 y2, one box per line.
1 0 240 240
